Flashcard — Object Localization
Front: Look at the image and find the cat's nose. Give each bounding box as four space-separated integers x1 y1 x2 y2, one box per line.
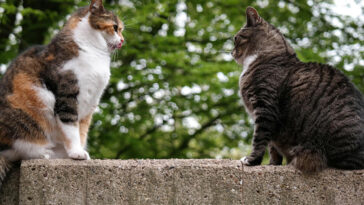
117 38 124 49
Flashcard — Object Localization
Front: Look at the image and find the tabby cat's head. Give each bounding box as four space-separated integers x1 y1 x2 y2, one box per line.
232 7 295 65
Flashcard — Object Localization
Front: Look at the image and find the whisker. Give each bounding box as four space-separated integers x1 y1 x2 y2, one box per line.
122 20 139 27
123 21 138 25
115 51 118 61
124 28 138 33
121 14 133 21
111 50 117 62
123 24 139 29
124 25 139 29
216 50 232 53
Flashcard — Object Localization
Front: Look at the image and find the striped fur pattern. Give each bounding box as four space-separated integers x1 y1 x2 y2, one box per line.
0 0 124 188
0 157 11 188
233 7 364 173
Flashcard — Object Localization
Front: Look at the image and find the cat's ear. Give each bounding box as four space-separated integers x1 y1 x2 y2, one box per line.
246 6 262 27
90 0 105 14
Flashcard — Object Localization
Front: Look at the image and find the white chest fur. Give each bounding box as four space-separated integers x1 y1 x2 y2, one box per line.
239 54 258 120
62 13 111 120
240 54 257 79
62 51 110 120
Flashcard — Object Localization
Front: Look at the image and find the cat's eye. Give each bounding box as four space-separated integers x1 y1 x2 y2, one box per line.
234 35 248 44
113 25 118 32
239 34 247 39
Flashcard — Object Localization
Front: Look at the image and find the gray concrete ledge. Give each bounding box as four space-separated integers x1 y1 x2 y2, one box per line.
1 159 364 205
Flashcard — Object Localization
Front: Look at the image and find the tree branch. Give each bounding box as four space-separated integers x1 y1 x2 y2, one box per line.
170 107 238 157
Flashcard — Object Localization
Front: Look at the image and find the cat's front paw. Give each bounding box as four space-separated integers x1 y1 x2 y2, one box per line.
68 149 90 160
241 156 251 165
241 156 262 166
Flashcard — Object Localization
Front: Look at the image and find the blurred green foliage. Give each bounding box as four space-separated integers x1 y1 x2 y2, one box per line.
0 0 363 161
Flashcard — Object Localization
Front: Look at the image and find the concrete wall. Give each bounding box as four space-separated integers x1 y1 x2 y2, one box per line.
1 159 363 205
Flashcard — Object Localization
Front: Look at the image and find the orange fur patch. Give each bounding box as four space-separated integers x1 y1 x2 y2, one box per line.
0 136 12 146
67 16 81 30
117 20 124 40
97 22 115 35
45 54 55 61
106 26 114 35
79 113 93 147
7 73 50 145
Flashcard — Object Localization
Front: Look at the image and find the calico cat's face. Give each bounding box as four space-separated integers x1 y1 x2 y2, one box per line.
88 0 124 51
232 7 294 65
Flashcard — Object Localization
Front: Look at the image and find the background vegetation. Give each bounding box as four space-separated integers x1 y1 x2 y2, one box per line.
0 0 363 161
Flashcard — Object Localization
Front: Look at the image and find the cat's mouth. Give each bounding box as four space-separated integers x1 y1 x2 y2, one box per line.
107 42 123 51
232 48 247 65
231 48 243 60
231 49 238 59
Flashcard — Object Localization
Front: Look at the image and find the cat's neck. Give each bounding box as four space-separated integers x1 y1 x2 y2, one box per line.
72 13 110 57
257 52 298 65
241 55 258 76
241 52 298 76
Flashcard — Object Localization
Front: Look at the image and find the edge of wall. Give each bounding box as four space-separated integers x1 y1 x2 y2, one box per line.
1 159 363 205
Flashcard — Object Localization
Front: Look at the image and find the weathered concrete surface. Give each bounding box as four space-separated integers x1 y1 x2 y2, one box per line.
19 159 242 205
242 166 364 205
0 165 19 205
1 159 364 205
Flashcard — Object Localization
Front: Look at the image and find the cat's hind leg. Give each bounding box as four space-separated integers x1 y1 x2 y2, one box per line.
0 149 21 162
12 140 55 160
290 145 327 173
268 143 283 165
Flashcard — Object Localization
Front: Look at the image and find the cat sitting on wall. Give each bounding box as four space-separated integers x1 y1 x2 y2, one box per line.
0 0 124 187
233 7 364 173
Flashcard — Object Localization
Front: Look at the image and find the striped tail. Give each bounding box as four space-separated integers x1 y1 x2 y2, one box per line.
0 156 11 189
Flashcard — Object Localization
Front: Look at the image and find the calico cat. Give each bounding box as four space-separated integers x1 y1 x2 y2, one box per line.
0 0 124 187
232 7 364 173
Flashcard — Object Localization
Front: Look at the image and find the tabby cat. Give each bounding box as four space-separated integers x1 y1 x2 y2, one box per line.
233 7 364 173
0 0 124 187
